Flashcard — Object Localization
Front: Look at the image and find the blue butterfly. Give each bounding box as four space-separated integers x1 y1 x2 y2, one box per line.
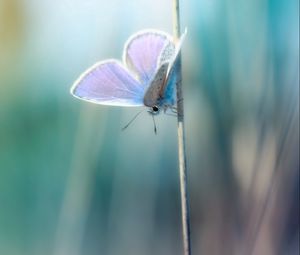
70 29 186 115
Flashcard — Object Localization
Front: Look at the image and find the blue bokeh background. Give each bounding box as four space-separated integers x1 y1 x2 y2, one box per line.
0 0 299 254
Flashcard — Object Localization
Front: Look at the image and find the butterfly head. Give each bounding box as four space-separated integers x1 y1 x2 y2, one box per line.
148 105 160 115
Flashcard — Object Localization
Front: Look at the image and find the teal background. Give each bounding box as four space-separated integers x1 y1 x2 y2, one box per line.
0 0 299 254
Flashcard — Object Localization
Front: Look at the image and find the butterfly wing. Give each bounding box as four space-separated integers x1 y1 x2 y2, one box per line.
161 28 188 106
123 30 173 85
143 29 187 107
167 27 188 73
71 60 145 106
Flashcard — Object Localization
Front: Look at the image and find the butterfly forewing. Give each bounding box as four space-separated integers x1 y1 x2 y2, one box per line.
71 60 145 106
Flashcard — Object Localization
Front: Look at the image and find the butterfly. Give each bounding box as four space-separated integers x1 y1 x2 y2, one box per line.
70 29 187 115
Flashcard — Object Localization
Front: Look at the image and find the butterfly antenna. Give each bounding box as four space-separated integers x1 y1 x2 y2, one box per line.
122 110 144 131
151 114 157 134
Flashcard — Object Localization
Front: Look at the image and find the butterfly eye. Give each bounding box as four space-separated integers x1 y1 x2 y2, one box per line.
152 106 159 112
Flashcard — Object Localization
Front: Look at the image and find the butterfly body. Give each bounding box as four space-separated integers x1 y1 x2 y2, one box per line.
71 29 186 114
143 62 169 107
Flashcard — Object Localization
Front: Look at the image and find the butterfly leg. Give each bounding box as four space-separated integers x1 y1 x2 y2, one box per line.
177 97 184 104
163 106 177 117
165 112 177 117
171 107 178 114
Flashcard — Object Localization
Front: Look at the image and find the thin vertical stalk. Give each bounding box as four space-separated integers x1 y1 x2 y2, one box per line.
172 1 192 255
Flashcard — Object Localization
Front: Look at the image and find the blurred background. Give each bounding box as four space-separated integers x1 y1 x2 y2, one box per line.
0 0 299 254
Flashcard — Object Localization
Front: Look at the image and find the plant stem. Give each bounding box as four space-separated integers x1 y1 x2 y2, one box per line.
172 1 192 255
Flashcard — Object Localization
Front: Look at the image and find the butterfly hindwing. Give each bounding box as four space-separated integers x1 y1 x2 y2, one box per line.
158 42 176 66
159 28 188 106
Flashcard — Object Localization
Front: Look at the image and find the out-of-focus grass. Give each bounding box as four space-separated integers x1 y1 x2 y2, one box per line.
0 0 298 255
